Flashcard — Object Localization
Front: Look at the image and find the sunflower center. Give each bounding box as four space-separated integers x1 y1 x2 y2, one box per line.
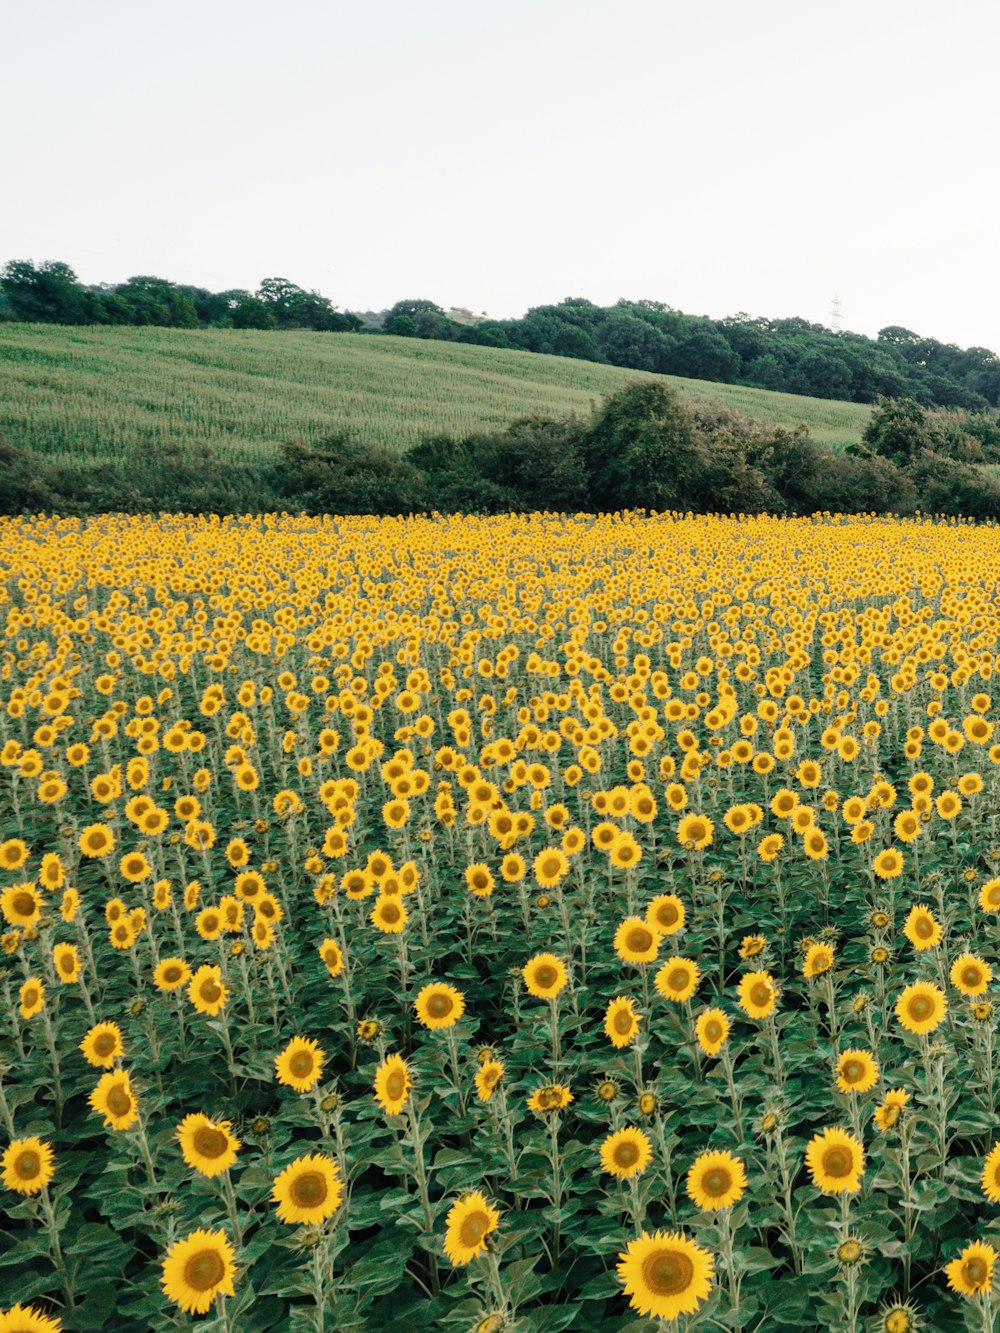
668 969 689 992
107 1086 133 1117
613 1010 633 1034
614 1141 640 1167
908 995 933 1021
184 1248 226 1292
658 905 678 927
200 980 222 1003
458 1210 490 1247
842 1059 865 1084
15 1150 40 1179
642 1248 695 1296
534 966 557 989
822 1147 852 1178
750 982 771 1007
289 1051 315 1078
386 1070 406 1101
702 1168 732 1197
58 953 75 974
194 1127 229 1159
915 918 933 939
963 1257 988 1286
962 966 982 987
427 993 454 1018
94 1033 116 1057
12 891 35 916
541 858 559 877
164 966 182 983
704 1020 722 1042
382 904 401 923
290 1170 328 1208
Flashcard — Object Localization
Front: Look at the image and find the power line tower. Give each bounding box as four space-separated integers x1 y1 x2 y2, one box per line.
830 293 842 332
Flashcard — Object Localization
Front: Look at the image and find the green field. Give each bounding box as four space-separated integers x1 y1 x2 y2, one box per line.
0 325 871 465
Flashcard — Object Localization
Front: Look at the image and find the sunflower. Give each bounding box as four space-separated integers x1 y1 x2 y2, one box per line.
0 1303 65 1331
645 894 685 936
835 1049 879 1094
979 1144 1000 1204
49 943 80 986
737 970 778 1019
533 847 569 887
951 952 992 997
802 942 835 978
655 957 700 1003
78 823 114 859
686 1150 747 1210
600 1126 653 1180
195 906 224 941
465 864 495 897
18 978 44 1020
79 1022 123 1069
604 996 641 1048
119 851 152 884
233 870 266 904
475 1059 504 1103
1 883 41 930
676 814 714 851
695 1008 730 1056
616 1230 714 1320
374 1053 411 1115
89 1070 139 1131
319 938 344 977
521 953 569 999
739 935 766 960
613 918 660 965
275 1036 325 1092
896 981 947 1035
160 1228 237 1314
187 965 228 1017
980 879 1000 913
527 1084 573 1114
154 958 191 992
272 1153 344 1225
177 1113 241 1177
944 1240 996 1297
1 1137 55 1195
757 833 784 861
414 982 466 1029
903 905 942 951
872 848 904 880
805 1127 865 1194
443 1191 500 1266
371 895 408 934
609 834 642 870
0 839 29 871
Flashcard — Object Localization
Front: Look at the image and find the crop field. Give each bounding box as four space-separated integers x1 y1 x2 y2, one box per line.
4 510 1000 1332
0 326 872 464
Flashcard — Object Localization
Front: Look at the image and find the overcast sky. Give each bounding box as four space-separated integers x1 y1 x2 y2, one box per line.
4 0 999 349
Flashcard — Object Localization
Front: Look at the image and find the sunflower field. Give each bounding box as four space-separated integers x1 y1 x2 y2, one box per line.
5 510 1000 1333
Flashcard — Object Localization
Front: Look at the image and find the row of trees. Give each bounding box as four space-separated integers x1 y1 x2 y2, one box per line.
0 262 361 331
4 261 1000 411
380 298 1000 410
5 384 999 521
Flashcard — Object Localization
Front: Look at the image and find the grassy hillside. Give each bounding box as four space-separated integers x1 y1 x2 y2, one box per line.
0 324 872 465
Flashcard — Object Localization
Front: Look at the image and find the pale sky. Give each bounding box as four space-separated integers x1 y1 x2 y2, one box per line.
4 0 1000 350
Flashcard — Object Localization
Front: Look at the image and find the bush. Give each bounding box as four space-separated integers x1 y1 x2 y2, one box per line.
270 436 430 515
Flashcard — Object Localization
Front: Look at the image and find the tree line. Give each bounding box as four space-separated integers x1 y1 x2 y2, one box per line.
3 261 1000 412
5 382 1000 522
0 262 361 332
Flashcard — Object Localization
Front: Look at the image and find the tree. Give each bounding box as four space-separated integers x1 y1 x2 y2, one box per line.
383 300 456 340
111 276 199 327
0 260 102 323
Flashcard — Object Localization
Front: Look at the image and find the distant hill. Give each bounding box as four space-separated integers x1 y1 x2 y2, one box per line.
0 325 871 469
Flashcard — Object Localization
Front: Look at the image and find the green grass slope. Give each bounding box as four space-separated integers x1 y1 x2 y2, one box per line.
0 324 872 464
